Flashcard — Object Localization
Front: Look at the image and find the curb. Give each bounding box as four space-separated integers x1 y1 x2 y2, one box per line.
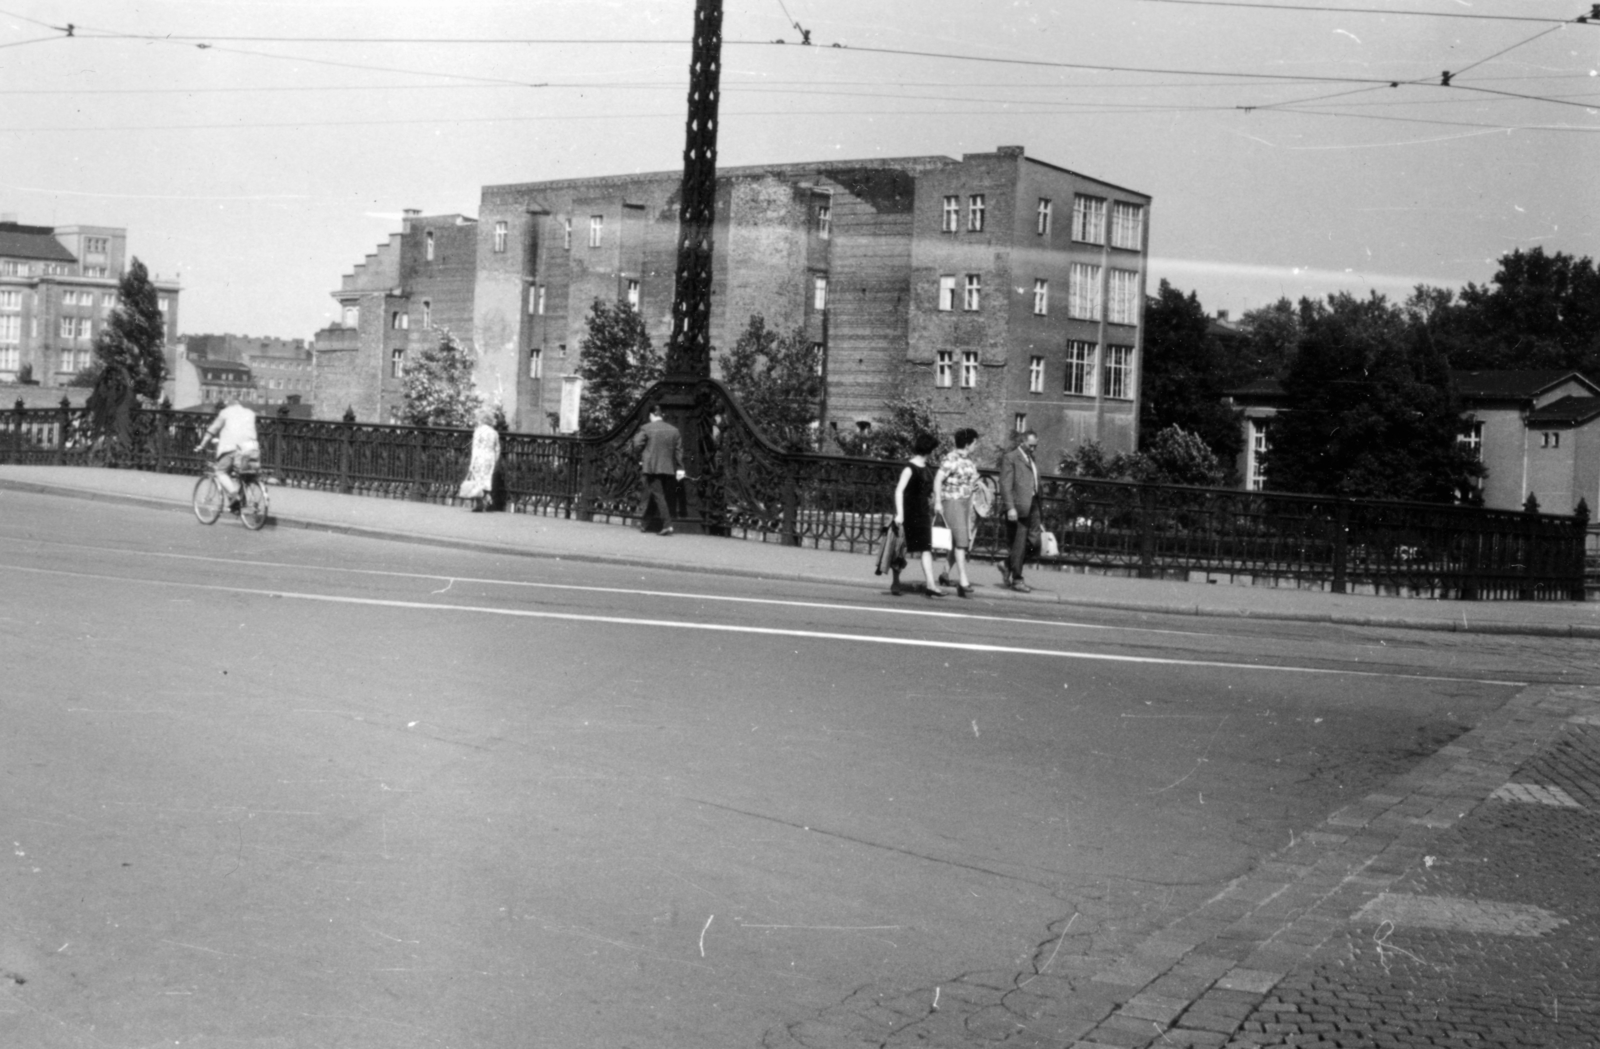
6 477 1597 640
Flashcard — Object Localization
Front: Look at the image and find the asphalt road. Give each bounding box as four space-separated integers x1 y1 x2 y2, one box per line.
2 490 1594 1049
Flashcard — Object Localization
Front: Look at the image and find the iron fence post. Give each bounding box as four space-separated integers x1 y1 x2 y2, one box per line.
338 420 353 494
1331 499 1350 593
1574 499 1591 601
782 474 800 547
55 397 69 465
1136 484 1156 579
576 442 595 522
9 399 21 463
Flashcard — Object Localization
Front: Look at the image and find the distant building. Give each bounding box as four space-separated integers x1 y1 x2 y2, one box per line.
172 355 254 409
0 216 181 387
313 147 1151 467
1224 370 1600 513
183 333 313 408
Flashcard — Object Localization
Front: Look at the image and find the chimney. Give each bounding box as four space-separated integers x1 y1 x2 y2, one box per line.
401 209 421 233
996 146 1025 158
1217 309 1230 322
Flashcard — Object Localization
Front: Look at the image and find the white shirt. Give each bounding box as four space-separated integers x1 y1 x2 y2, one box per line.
207 403 259 455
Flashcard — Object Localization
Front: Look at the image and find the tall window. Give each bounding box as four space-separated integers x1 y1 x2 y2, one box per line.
1033 279 1049 316
1103 344 1133 399
342 304 359 327
1248 419 1272 491
588 215 603 248
627 280 641 308
0 289 18 311
1029 356 1044 394
391 310 407 330
938 275 957 312
1014 413 1028 433
1068 263 1102 320
85 236 108 255
1110 202 1144 250
493 221 508 253
1107 269 1140 325
968 194 986 232
425 231 435 261
1064 340 1096 395
391 349 405 379
101 293 115 311
813 275 828 310
960 350 978 389
963 273 981 312
1071 195 1106 244
158 297 169 314
0 345 17 370
0 316 19 347
1458 421 1483 461
1036 198 1053 235
942 196 959 232
60 318 74 339
935 350 953 388
1542 431 1561 449
816 204 831 239
77 318 92 339
534 286 546 315
564 218 573 251
529 347 543 379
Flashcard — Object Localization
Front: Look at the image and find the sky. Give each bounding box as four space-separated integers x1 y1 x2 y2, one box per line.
2 0 1596 340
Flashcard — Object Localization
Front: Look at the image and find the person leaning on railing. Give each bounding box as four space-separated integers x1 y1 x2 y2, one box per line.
194 395 259 511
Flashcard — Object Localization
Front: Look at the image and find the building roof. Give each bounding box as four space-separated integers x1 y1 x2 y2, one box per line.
0 222 78 263
1526 395 1600 427
1452 369 1599 401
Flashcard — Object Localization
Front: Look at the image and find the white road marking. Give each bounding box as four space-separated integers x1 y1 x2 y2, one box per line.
0 561 1528 684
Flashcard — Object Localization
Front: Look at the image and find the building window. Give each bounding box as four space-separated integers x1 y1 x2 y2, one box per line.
391 310 408 330
535 286 546 315
102 293 115 311
960 350 978 389
62 291 77 307
938 275 957 312
0 346 17 370
1108 269 1140 325
85 236 108 254
813 275 828 311
529 347 543 379
1069 263 1102 320
0 289 18 311
558 343 567 358
422 300 432 329
1458 421 1483 460
935 350 953 388
816 204 831 240
942 195 959 233
588 215 603 248
59 349 73 372
1248 419 1272 491
1103 344 1133 400
391 349 405 378
493 221 508 253
812 343 825 376
563 218 572 251
1110 202 1144 250
158 297 170 314
0 317 19 347
1014 413 1028 433
83 266 107 277
342 304 359 327
78 318 92 339
60 318 74 339
1072 195 1106 244
963 273 981 312
1064 340 1097 395
1029 356 1045 394
627 279 641 308
1033 279 1049 316
1036 198 1052 236
1541 431 1561 449
968 194 985 232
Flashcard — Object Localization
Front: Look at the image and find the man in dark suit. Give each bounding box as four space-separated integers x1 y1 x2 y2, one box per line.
631 404 685 536
998 429 1040 592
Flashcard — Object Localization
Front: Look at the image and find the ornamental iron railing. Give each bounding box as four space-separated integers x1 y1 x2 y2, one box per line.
4 392 1589 601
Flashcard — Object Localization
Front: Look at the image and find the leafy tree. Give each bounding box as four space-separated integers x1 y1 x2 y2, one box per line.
1138 280 1243 467
1441 248 1600 373
1231 297 1300 383
829 395 944 461
86 257 167 446
1061 426 1225 487
576 299 663 436
400 329 483 428
718 314 823 452
1262 293 1483 503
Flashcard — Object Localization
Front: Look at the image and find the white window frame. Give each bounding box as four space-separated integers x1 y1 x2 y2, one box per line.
1029 355 1045 394
1064 340 1097 396
493 221 508 253
0 345 18 369
425 230 435 261
935 350 953 388
101 293 115 311
1110 202 1144 250
1014 413 1028 434
813 275 828 311
60 317 74 339
78 317 92 339
960 350 978 389
563 218 573 251
1069 263 1102 321
1072 195 1107 245
968 194 985 232
535 286 546 315
421 300 432 329
1458 421 1483 461
1103 344 1133 400
1248 419 1272 491
627 279 641 308
588 215 603 249
1033 279 1049 317
938 275 957 312
942 196 959 233
1108 269 1140 325
529 347 543 379
1036 198 1052 236
391 348 405 379
963 274 981 312
158 297 170 314
0 316 20 347
0 289 19 311
816 204 831 240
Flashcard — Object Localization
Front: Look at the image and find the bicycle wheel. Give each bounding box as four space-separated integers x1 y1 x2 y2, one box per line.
239 479 269 531
192 475 224 525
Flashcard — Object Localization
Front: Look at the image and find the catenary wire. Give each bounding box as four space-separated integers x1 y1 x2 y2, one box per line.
1134 0 1600 25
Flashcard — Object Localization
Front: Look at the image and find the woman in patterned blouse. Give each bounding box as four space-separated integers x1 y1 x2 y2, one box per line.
933 427 981 597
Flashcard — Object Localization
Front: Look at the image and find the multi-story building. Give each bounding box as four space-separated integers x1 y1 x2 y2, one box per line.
314 147 1151 466
183 334 313 408
0 217 181 387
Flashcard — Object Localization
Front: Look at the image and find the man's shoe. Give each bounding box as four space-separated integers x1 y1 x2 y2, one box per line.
1009 580 1033 593
658 526 674 537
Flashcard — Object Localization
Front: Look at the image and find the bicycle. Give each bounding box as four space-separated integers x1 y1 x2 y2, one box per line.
193 455 269 531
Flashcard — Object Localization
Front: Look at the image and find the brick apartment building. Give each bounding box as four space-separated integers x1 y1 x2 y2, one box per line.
0 217 181 389
314 146 1151 466
180 333 313 409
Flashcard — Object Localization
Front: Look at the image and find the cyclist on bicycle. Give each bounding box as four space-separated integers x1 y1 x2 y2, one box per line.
195 395 259 511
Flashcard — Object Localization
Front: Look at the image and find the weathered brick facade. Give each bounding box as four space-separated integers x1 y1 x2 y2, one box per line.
316 148 1151 468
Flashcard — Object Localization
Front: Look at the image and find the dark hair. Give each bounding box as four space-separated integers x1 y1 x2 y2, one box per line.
953 427 978 449
912 432 940 456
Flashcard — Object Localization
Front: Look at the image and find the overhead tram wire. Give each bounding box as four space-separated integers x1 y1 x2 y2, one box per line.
1134 0 1600 26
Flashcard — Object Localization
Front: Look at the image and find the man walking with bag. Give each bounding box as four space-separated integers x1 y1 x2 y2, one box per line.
632 404 685 536
998 429 1040 592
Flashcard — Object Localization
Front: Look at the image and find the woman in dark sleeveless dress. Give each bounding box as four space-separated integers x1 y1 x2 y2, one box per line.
892 432 945 597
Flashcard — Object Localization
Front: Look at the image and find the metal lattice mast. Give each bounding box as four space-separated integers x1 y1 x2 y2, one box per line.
664 0 723 379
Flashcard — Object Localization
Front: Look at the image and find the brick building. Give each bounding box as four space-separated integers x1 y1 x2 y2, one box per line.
0 217 181 388
315 147 1151 466
183 333 313 408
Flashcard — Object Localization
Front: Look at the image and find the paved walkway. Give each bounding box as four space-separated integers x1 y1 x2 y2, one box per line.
2 464 1597 639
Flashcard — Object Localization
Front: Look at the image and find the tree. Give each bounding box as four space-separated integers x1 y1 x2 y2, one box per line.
85 257 167 448
1061 425 1225 487
718 314 823 452
1138 280 1243 468
400 329 483 427
1263 293 1483 503
829 395 944 461
1231 297 1300 383
576 299 662 436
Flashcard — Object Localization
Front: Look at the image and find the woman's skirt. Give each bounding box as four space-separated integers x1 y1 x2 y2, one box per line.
902 518 934 555
940 496 973 550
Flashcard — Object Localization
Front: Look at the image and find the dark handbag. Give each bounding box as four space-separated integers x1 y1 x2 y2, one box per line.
874 522 907 576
